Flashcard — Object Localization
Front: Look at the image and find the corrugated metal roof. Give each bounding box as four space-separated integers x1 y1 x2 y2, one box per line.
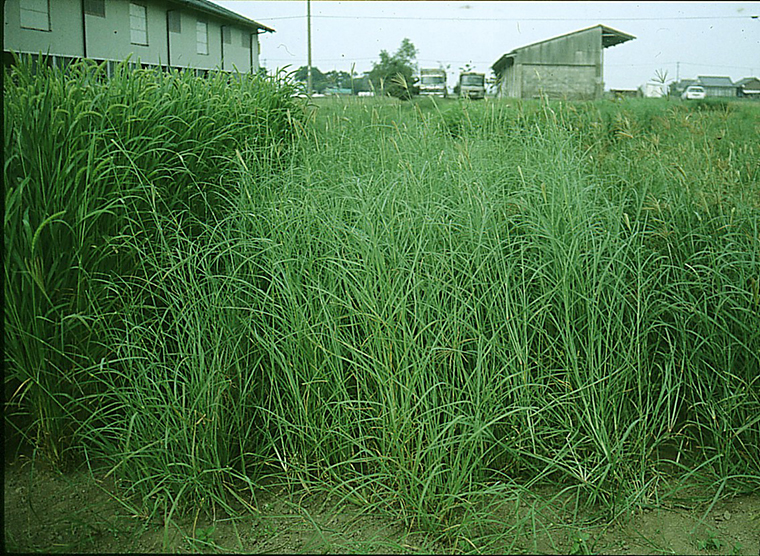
169 0 274 32
491 24 634 74
697 76 735 87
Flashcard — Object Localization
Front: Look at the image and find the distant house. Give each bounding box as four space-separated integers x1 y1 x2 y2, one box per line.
736 77 760 99
696 76 737 98
669 78 696 97
670 76 738 98
3 0 274 74
491 24 635 101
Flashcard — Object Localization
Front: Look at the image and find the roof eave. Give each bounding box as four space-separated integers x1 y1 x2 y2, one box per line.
600 25 636 48
492 52 515 75
169 0 275 33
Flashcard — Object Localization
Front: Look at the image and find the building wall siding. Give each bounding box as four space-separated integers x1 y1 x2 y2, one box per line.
85 1 169 65
222 26 254 72
520 64 597 100
702 86 736 98
4 0 263 72
4 0 84 57
168 10 221 69
515 27 602 67
496 26 606 100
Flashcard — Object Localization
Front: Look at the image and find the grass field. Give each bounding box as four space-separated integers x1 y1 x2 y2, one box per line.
4 59 760 553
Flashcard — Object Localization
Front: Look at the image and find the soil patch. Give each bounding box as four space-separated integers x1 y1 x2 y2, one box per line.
4 456 759 554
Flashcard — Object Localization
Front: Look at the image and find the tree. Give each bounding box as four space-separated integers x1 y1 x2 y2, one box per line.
323 70 353 90
652 68 673 97
353 72 373 94
368 38 419 100
293 65 328 93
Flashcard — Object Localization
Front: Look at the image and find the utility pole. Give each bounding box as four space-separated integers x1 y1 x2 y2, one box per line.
307 0 312 94
676 61 680 82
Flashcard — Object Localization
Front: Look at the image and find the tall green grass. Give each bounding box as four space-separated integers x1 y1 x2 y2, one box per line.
4 56 302 477
5 63 759 552
229 97 759 541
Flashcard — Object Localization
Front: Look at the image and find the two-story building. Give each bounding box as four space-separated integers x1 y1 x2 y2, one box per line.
3 0 274 74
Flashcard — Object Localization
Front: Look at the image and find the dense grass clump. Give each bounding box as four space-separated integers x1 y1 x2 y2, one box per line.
241 99 758 528
5 69 759 550
4 57 304 483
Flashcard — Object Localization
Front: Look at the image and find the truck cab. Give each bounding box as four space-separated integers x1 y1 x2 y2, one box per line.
458 72 486 99
419 68 448 98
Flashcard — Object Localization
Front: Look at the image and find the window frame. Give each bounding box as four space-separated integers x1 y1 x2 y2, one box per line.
83 0 106 18
167 10 181 34
129 2 149 46
196 20 209 55
20 0 51 32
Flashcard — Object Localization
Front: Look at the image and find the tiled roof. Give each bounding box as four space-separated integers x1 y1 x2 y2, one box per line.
697 76 735 87
736 77 760 86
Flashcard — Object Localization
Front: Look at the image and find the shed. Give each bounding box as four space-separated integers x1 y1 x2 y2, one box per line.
492 24 635 100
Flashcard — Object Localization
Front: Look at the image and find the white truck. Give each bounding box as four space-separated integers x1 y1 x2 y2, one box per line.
458 72 486 99
418 68 448 98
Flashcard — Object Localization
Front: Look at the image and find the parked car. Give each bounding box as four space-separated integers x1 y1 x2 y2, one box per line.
681 85 706 100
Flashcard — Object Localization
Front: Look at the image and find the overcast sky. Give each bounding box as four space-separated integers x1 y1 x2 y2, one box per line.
216 1 759 90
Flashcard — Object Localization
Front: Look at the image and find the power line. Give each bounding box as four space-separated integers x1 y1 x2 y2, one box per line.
260 14 757 22
263 57 757 71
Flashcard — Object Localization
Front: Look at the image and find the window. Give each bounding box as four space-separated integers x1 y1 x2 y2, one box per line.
222 26 231 45
196 20 208 55
84 0 105 18
20 0 51 31
130 3 148 45
167 10 181 33
241 32 250 49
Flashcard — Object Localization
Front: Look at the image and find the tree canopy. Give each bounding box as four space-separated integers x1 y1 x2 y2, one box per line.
293 66 368 94
290 39 419 98
368 38 419 99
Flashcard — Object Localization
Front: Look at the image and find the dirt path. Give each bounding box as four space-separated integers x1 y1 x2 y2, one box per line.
4 456 759 554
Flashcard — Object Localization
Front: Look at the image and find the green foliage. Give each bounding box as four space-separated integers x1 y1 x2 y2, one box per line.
569 531 592 555
294 66 359 94
294 65 327 93
253 97 759 539
194 525 216 544
697 532 724 551
4 63 760 552
368 38 419 99
3 55 305 470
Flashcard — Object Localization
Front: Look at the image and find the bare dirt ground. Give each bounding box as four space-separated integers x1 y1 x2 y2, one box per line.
4 455 759 554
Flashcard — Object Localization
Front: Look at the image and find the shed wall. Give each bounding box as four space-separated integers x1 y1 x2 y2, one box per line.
514 27 602 66
520 64 597 100
497 26 606 100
